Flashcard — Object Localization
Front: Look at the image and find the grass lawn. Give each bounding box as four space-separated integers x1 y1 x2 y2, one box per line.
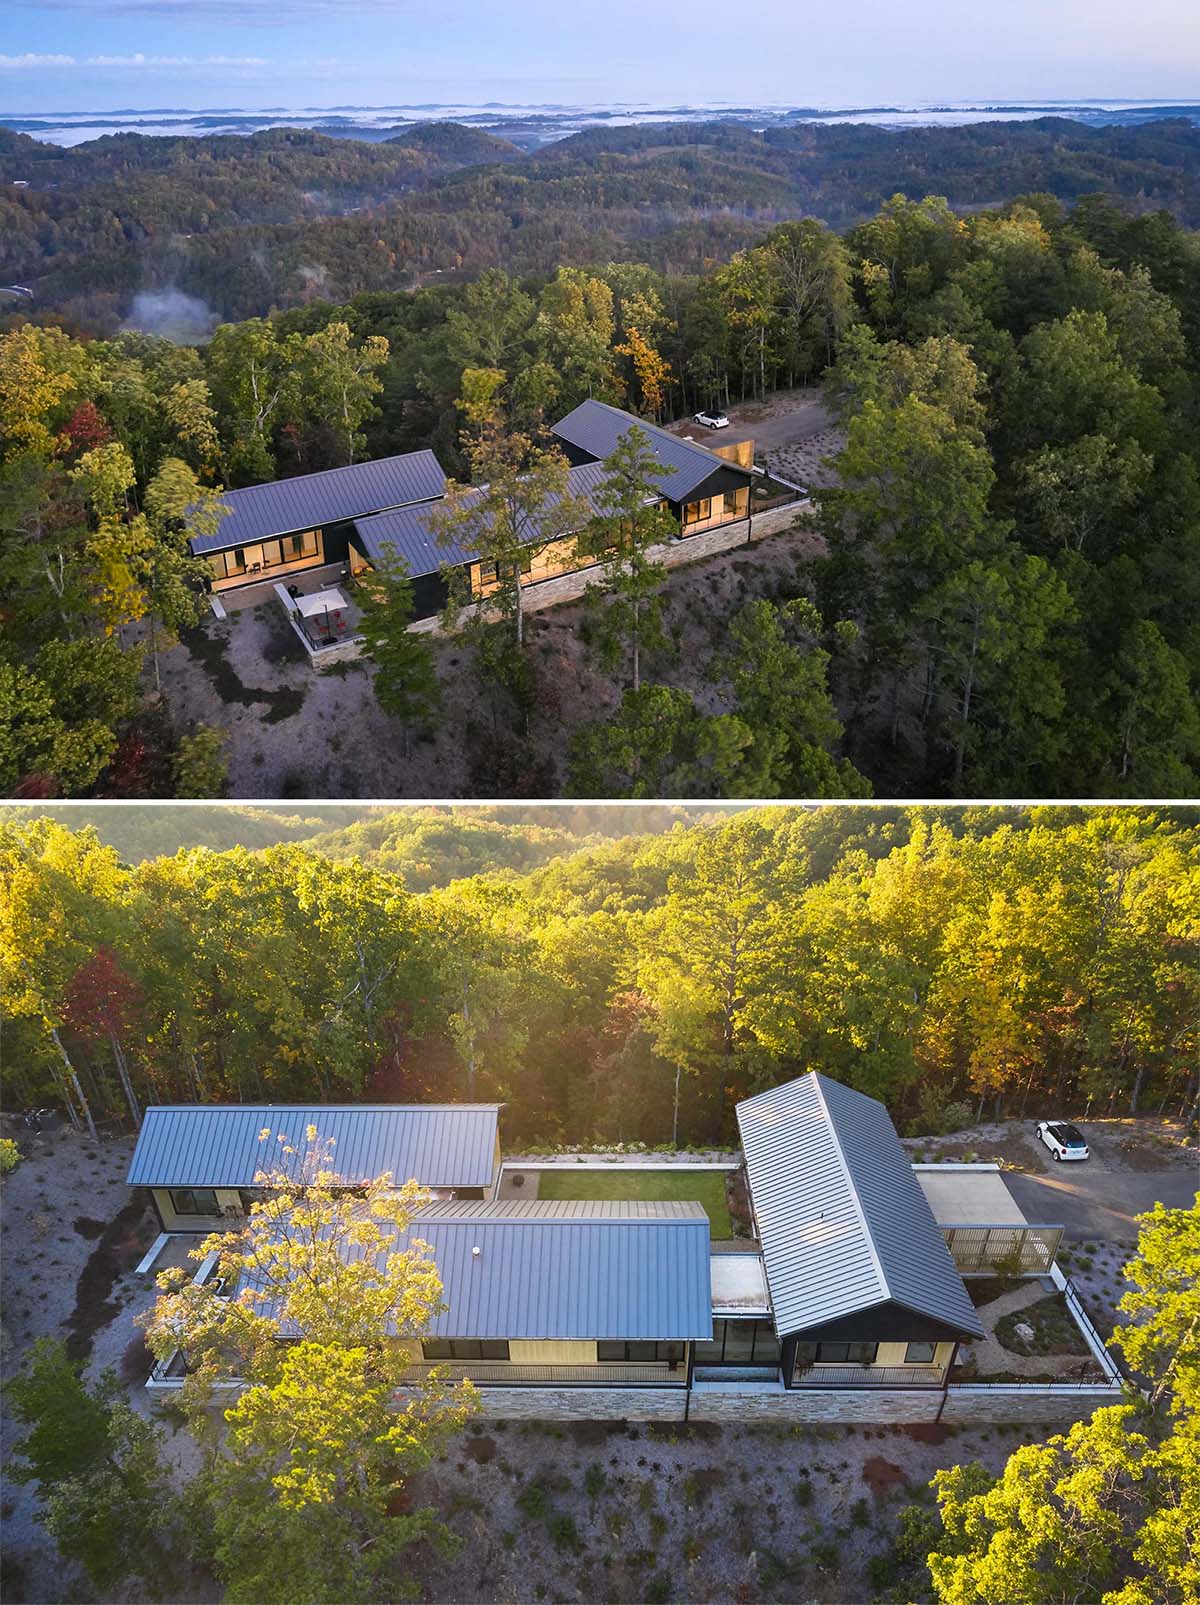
536 1168 732 1238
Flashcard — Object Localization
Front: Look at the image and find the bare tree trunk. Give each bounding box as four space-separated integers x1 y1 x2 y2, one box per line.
672 1063 681 1150
50 1025 97 1140
110 1033 142 1125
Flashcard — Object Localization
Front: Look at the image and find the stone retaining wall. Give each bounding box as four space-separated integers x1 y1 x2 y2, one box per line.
410 502 808 637
426 1382 1120 1427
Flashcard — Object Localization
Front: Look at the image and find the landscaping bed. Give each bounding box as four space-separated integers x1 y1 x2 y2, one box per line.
535 1168 734 1238
994 1294 1092 1357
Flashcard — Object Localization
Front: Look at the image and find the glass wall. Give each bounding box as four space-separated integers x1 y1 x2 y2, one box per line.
206 529 322 585
692 1319 780 1366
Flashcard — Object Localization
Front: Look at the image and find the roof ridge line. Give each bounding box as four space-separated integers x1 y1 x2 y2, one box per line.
217 448 437 497
810 1073 892 1305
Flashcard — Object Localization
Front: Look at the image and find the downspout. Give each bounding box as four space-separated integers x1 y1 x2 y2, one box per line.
935 1342 957 1422
684 1340 693 1422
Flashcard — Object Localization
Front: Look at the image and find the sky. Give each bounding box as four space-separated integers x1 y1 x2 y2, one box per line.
0 0 1197 114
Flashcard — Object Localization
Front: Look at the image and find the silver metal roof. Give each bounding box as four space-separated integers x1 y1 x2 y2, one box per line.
409 1200 713 1339
736 1074 983 1340
190 451 446 555
351 458 612 575
552 400 751 501
126 1104 500 1190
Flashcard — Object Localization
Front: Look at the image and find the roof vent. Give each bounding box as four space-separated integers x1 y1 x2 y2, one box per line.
472 1245 482 1257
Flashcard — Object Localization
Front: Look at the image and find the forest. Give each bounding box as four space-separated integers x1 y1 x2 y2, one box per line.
2 170 1198 799
3 118 1199 331
2 805 1197 1148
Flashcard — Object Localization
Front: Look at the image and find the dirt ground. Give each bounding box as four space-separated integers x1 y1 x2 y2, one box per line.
405 1414 1039 1605
158 518 826 800
665 388 844 492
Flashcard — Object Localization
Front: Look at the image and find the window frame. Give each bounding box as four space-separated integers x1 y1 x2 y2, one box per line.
169 1186 219 1217
904 1341 938 1365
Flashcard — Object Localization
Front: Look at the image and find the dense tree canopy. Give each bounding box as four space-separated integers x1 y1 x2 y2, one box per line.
2 807 1195 1146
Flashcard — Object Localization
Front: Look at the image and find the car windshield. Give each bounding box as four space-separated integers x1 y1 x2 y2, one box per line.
1058 1125 1085 1145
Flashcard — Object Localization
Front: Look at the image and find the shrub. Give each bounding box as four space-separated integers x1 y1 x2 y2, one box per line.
548 1512 580 1551
646 1574 671 1603
0 1138 20 1176
794 1476 813 1507
516 1480 548 1519
584 1463 607 1500
850 1496 871 1527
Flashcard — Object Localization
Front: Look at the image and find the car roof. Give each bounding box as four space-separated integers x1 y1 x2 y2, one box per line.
1050 1122 1085 1142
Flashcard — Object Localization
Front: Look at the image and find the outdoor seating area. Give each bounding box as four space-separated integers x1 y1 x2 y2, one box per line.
273 580 363 660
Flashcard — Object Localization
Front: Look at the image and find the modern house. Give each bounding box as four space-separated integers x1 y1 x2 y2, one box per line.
189 402 767 619
192 450 446 595
551 399 756 536
126 1102 502 1231
137 1076 1120 1424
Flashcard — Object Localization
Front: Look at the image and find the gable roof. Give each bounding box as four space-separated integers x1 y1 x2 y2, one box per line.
190 450 447 555
365 1200 712 1341
736 1074 983 1341
552 399 751 501
352 458 612 575
126 1103 500 1191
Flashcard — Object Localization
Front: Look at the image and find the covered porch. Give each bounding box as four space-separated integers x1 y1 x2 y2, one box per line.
914 1164 1063 1275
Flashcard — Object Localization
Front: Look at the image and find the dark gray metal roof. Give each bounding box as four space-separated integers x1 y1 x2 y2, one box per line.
246 1199 713 1341
409 1200 713 1339
552 400 751 501
126 1104 500 1190
736 1074 983 1340
351 459 611 576
190 451 446 555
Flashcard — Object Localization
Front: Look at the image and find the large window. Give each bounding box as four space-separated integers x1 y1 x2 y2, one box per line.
904 1341 937 1364
421 1340 510 1361
723 490 742 515
692 1320 780 1366
794 1341 878 1369
683 497 712 526
597 1342 684 1363
169 1187 219 1216
206 529 320 583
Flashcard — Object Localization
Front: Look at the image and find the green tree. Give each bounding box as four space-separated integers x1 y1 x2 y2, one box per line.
566 684 755 799
7 1338 181 1595
714 598 871 797
172 726 229 799
141 1138 474 1605
1112 1195 1200 1415
429 430 588 651
356 544 442 755
579 425 675 692
302 322 390 466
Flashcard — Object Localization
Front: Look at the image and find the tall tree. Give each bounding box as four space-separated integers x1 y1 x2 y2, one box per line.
355 544 442 757
578 424 675 692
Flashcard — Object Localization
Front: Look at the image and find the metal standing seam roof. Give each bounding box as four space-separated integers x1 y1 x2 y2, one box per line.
736 1074 984 1340
551 399 752 501
125 1104 501 1191
251 1200 714 1341
351 458 613 576
189 450 447 556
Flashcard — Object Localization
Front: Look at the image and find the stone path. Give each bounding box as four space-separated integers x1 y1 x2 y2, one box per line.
959 1279 1098 1379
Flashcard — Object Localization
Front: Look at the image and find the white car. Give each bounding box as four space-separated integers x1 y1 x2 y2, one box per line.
693 409 730 429
1037 1121 1090 1161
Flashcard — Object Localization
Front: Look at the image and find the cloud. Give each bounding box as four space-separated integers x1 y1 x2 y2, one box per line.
1 52 286 71
85 53 271 67
0 53 76 68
